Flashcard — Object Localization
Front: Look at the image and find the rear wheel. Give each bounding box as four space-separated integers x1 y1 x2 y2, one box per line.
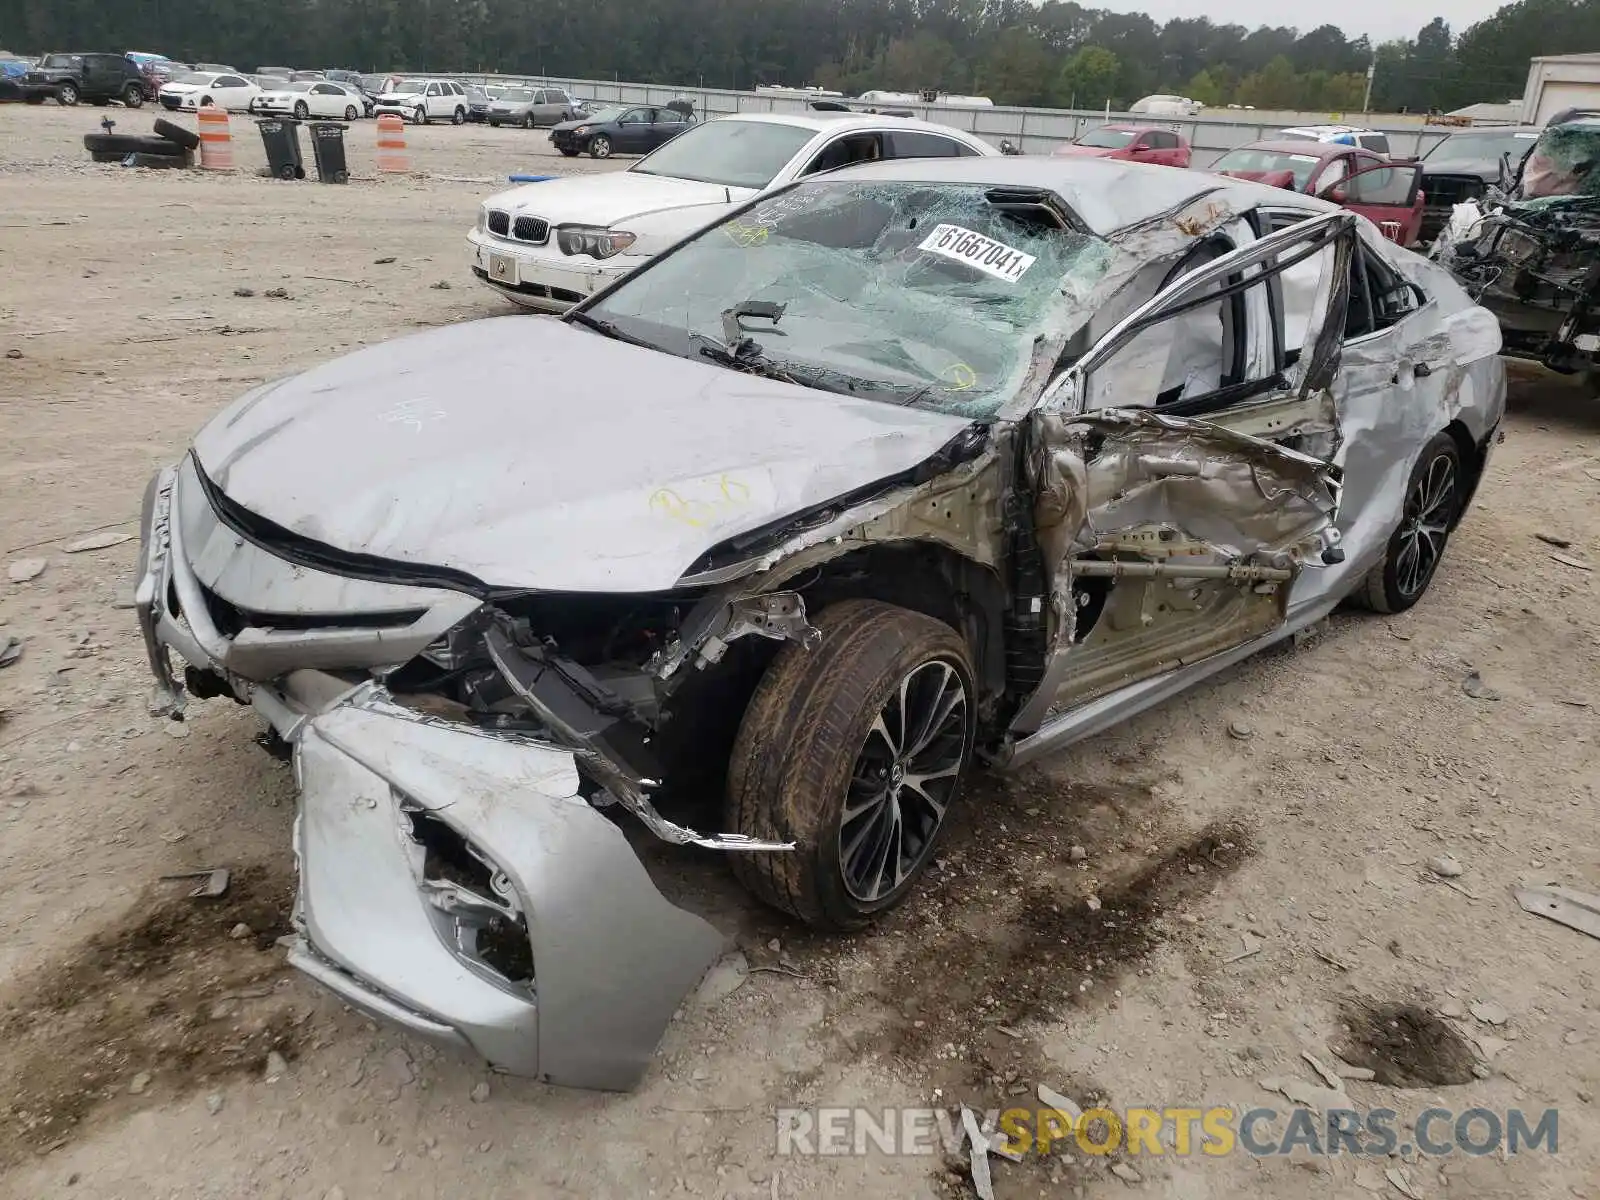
452 106 465 125
588 134 611 158
726 600 975 930
1349 431 1463 614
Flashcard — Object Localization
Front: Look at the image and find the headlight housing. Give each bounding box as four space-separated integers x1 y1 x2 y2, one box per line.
476 205 487 233
556 225 637 259
573 124 591 135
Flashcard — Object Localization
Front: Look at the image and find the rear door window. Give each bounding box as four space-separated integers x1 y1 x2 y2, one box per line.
887 130 966 158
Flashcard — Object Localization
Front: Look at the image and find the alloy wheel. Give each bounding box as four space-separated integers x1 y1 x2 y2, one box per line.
1394 451 1458 598
839 659 969 903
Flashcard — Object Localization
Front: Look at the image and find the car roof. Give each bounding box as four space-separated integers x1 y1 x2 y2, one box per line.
1281 124 1376 137
713 110 981 139
803 154 1328 235
1230 139 1365 161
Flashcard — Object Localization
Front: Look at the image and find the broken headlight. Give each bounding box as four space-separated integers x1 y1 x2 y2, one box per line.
400 799 534 993
556 224 637 259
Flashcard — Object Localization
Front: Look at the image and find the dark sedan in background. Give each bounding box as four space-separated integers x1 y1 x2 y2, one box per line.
549 102 695 158
1419 126 1541 242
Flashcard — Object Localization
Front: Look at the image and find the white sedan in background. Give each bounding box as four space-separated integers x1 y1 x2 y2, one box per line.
468 111 996 311
252 79 366 120
157 71 261 113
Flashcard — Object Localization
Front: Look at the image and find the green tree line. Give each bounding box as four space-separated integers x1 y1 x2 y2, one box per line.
3 0 1598 112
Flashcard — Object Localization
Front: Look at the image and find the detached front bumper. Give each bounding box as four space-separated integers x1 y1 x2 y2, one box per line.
134 463 726 1089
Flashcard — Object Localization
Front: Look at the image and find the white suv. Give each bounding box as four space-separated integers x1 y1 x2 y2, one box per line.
468 111 996 312
374 78 470 125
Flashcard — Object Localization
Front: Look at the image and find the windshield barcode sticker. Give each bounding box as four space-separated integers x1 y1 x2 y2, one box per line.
918 224 1036 283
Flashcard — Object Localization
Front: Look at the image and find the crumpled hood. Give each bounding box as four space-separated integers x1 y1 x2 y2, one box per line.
192 317 972 592
482 171 754 227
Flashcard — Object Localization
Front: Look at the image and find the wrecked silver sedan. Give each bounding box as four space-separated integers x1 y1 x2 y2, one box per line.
135 157 1505 1089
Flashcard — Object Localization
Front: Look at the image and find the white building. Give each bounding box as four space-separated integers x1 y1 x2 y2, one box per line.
1521 51 1600 124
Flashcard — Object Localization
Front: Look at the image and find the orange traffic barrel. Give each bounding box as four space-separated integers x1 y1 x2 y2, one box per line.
197 107 233 171
376 114 410 174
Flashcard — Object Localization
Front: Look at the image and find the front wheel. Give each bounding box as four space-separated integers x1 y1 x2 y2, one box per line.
123 84 145 108
1348 431 1463 614
344 105 358 121
413 106 426 125
293 101 309 119
588 134 611 159
726 600 975 931
57 83 80 106
522 113 534 129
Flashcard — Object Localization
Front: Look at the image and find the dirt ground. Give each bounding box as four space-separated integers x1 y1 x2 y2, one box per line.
3 101 1599 1200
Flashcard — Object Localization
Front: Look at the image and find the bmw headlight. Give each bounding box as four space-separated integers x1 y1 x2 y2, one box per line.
556 225 637 259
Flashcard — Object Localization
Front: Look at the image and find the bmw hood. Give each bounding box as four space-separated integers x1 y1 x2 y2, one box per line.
482 172 755 228
191 317 973 592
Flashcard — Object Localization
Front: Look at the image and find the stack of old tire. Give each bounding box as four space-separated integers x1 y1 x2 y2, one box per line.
83 118 201 169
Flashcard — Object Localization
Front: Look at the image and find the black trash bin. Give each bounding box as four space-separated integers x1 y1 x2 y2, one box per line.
308 122 349 184
256 117 304 180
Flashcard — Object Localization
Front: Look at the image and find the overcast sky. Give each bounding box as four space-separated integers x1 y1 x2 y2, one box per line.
1100 0 1507 44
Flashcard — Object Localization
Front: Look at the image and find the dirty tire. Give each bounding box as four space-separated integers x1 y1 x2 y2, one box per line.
153 118 200 150
123 83 145 108
589 134 612 158
725 599 975 931
127 152 188 169
56 82 80 106
1348 431 1463 614
84 133 186 157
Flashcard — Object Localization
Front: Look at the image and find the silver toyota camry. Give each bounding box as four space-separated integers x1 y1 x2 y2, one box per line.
135 156 1505 1090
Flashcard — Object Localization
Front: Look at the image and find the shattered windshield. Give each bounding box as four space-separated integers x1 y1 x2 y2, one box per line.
1212 148 1321 189
1077 127 1137 149
586 180 1113 418
1518 123 1600 202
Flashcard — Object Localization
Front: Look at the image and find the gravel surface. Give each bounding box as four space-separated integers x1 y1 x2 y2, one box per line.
3 100 1599 1200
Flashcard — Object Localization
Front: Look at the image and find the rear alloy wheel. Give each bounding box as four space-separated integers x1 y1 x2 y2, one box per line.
1349 431 1463 614
56 82 80 106
588 134 612 159
726 599 975 930
452 106 465 125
